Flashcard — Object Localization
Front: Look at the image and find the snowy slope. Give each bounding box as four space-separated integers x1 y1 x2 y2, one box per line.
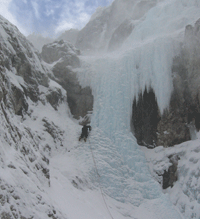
0 99 71 219
0 15 69 218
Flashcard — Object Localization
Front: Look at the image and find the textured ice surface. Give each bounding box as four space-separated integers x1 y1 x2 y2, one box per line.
75 0 200 218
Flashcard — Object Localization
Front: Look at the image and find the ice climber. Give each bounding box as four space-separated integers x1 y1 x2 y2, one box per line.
79 125 92 142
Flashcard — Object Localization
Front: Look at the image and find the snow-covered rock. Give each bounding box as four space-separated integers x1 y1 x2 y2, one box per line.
0 15 50 109
0 15 71 218
142 138 200 219
41 40 93 120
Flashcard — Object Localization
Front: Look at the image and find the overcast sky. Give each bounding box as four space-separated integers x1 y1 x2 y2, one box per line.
0 0 113 37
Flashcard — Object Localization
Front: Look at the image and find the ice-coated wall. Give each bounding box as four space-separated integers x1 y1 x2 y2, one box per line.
78 0 200 132
78 51 183 216
76 0 200 217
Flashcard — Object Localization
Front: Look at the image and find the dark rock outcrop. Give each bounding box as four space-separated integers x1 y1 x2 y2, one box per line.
132 87 160 147
162 155 179 189
156 82 191 146
11 85 28 115
41 40 93 120
45 87 65 111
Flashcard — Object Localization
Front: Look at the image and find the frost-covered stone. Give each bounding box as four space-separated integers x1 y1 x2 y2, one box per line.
0 16 49 88
11 85 28 115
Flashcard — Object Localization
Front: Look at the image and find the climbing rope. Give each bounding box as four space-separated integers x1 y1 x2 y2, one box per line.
88 139 114 219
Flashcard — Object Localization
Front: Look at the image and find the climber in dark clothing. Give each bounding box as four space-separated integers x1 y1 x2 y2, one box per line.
79 125 92 142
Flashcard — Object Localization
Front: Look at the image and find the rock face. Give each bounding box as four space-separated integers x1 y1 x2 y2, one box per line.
0 15 68 219
156 82 191 147
158 18 200 147
41 39 80 65
108 19 134 52
131 18 200 147
75 0 156 53
0 16 66 114
0 15 62 114
0 16 92 217
41 40 94 120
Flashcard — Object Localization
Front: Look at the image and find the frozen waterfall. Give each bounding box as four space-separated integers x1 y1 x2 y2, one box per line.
76 0 200 218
